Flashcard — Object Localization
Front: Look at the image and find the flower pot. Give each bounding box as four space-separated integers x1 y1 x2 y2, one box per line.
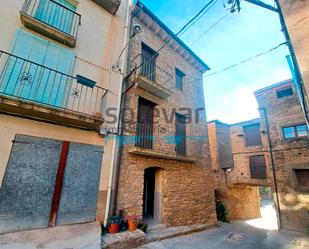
128 220 137 231
108 223 120 234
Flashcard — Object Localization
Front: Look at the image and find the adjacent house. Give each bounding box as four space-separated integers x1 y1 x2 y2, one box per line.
255 79 309 232
208 79 309 232
0 0 130 234
113 1 217 226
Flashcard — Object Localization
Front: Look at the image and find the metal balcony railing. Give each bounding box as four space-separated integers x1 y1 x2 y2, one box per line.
175 135 186 156
21 0 81 38
0 50 107 118
131 54 173 88
135 122 154 149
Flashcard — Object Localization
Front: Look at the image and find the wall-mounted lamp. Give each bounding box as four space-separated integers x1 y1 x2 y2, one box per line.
113 25 141 72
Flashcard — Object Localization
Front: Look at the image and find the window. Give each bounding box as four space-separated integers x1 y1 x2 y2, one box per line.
3 29 75 107
175 68 185 90
141 43 157 81
35 0 77 35
243 123 262 146
249 155 267 179
175 113 186 155
276 87 293 99
135 98 155 149
294 169 309 189
283 124 308 139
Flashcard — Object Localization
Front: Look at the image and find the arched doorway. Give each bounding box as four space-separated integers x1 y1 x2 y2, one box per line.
143 167 163 224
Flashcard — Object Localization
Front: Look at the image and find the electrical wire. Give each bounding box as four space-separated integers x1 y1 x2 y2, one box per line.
178 0 219 37
203 42 287 78
189 11 231 45
126 0 218 80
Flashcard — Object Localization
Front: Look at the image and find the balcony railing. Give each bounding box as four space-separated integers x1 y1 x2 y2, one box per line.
0 50 107 119
21 0 81 46
175 135 186 156
131 54 173 88
135 122 153 149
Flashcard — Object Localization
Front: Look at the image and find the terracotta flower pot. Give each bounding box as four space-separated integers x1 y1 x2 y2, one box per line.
128 220 137 231
108 223 120 234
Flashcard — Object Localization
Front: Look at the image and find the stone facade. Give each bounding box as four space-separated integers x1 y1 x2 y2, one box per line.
207 120 266 221
115 2 217 227
255 79 309 232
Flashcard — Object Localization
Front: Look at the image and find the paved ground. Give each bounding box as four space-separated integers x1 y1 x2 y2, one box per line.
137 221 308 249
137 201 309 249
0 222 101 249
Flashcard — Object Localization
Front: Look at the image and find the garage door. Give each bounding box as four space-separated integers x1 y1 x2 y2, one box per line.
0 135 103 234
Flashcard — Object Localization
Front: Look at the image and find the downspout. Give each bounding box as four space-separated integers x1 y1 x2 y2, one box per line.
260 107 282 229
274 0 309 125
104 0 131 225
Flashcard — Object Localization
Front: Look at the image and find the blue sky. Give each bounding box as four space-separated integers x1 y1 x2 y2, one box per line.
138 0 291 124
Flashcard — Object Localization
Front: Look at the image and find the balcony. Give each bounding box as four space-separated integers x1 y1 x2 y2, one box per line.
20 0 81 47
0 50 108 130
129 122 194 162
131 54 173 99
93 0 121 15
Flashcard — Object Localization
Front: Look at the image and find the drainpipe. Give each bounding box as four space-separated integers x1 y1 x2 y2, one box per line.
260 107 282 229
104 0 131 226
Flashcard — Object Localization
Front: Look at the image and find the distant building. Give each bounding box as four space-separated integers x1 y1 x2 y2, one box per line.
255 79 309 232
0 0 129 234
208 79 309 232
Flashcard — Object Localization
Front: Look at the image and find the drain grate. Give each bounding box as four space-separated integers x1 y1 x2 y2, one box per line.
225 232 245 241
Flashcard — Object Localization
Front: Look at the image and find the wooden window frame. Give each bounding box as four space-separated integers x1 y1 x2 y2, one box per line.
292 168 309 191
175 68 185 91
249 155 267 180
243 123 262 147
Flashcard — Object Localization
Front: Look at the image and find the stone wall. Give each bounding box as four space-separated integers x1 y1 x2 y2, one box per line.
256 80 309 232
116 4 217 227
207 120 264 221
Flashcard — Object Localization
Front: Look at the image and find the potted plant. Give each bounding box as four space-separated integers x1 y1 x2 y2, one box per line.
107 216 121 234
118 209 128 232
125 214 142 231
137 222 148 232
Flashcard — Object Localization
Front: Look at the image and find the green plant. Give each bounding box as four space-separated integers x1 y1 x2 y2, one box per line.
107 216 122 225
101 224 108 235
216 201 229 223
137 223 148 232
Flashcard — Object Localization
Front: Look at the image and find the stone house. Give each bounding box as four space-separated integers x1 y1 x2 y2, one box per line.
208 79 309 232
255 79 309 232
114 1 217 226
0 0 130 234
208 118 271 220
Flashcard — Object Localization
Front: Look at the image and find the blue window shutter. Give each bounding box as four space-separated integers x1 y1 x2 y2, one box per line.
2 29 76 108
35 0 76 35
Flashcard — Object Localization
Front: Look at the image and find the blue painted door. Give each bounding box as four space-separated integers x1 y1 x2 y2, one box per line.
0 29 75 108
35 0 76 35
